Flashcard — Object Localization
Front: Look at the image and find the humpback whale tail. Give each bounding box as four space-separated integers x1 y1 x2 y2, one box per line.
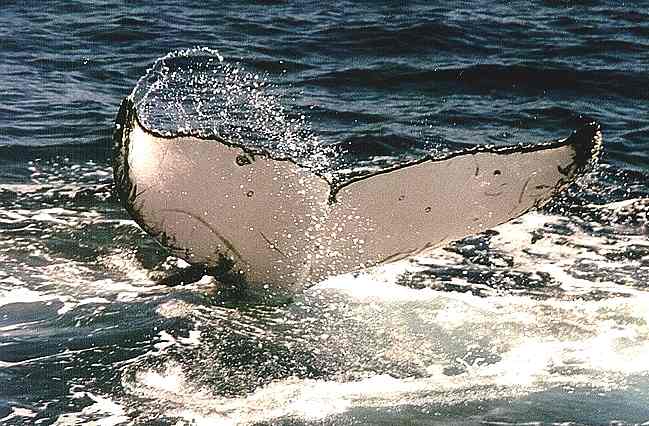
113 95 602 289
112 50 602 289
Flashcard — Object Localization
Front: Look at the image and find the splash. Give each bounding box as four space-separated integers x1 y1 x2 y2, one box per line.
130 47 332 173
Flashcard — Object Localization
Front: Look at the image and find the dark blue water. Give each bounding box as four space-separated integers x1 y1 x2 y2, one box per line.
2 1 649 425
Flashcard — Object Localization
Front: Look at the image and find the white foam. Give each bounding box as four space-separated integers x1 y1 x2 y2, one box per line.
53 392 128 426
139 363 189 394
0 407 37 423
315 262 436 302
153 330 177 352
119 267 649 424
0 286 71 309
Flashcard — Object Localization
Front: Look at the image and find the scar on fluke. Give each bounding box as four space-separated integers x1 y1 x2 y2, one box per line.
160 208 244 262
259 231 288 258
113 88 603 290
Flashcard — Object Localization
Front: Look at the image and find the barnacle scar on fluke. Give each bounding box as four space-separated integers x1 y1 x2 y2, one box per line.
112 50 603 290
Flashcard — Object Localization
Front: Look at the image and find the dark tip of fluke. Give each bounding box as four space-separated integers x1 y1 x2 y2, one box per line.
112 97 135 207
564 121 603 173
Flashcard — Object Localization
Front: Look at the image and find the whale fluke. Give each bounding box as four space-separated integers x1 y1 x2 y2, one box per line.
113 95 601 289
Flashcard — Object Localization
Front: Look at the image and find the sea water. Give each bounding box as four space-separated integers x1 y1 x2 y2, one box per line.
1 1 649 424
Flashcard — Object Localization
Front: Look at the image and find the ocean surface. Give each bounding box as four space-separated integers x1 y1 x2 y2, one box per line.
2 1 649 425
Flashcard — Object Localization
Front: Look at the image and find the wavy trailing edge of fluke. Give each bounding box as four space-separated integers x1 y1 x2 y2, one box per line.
113 96 602 289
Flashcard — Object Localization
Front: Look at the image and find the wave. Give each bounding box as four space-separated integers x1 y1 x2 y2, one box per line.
303 63 649 100
309 20 494 55
307 105 386 124
0 142 111 169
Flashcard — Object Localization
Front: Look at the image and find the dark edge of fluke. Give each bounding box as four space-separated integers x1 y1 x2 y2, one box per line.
112 95 603 286
113 97 171 253
116 95 602 204
112 97 134 222
330 120 603 200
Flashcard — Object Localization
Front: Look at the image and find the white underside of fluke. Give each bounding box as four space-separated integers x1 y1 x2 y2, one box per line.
119 111 600 289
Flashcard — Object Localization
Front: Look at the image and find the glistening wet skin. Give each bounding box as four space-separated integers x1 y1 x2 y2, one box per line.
113 49 603 291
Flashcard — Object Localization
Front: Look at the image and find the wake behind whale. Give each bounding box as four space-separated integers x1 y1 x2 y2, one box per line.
113 48 602 289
